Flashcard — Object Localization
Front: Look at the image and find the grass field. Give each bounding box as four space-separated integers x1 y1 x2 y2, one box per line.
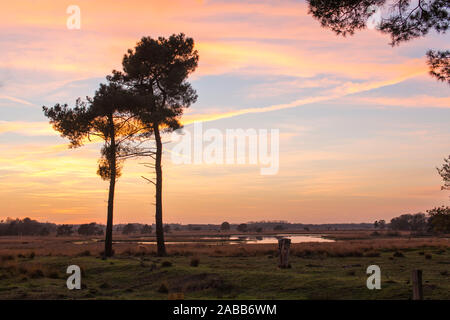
0 234 448 300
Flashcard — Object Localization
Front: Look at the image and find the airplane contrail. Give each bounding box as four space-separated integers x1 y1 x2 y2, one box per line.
0 94 35 106
181 69 427 126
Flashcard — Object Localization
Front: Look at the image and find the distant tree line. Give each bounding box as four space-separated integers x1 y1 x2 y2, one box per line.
77 223 104 236
120 223 152 235
2 211 448 237
379 207 450 233
0 218 56 236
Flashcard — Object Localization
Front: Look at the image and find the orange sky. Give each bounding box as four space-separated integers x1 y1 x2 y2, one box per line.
0 0 449 224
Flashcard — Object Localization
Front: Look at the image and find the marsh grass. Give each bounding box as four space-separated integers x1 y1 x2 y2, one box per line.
0 235 448 300
0 246 448 299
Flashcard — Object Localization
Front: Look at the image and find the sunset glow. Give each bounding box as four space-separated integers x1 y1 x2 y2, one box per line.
1 0 449 224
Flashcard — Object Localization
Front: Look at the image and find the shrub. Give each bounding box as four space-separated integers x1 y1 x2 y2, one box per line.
47 271 60 279
190 257 200 267
0 254 15 262
29 269 44 279
393 251 404 258
364 251 380 257
157 283 169 293
18 267 27 274
161 261 172 268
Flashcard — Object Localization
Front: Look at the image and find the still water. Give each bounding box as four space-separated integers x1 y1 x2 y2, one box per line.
136 234 334 245
74 234 334 245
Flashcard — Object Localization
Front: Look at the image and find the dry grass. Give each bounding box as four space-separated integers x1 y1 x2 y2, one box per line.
0 259 61 280
0 235 449 300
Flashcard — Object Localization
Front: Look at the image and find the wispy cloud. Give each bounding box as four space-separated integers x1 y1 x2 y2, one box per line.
0 121 55 136
343 95 450 109
0 94 35 106
183 69 427 125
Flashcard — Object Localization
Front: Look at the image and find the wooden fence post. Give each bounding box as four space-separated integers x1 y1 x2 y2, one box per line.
278 238 291 268
411 269 423 300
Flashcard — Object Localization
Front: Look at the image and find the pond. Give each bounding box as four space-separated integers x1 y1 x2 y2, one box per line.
135 234 334 245
73 234 334 245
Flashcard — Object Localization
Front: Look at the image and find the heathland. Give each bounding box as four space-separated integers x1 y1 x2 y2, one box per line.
0 230 448 299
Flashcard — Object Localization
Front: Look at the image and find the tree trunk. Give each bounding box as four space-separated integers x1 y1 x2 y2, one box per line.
104 116 116 258
153 122 166 256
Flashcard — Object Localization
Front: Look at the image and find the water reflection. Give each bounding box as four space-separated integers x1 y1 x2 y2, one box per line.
74 234 334 245
135 234 334 245
227 234 334 244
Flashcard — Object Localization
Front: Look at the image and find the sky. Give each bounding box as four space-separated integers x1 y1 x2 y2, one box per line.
0 0 449 224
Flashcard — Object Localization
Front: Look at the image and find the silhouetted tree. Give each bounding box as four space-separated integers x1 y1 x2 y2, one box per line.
237 223 248 232
0 218 56 236
307 0 450 83
437 155 450 191
110 34 199 256
427 206 450 233
141 224 152 234
390 213 427 231
374 220 386 229
56 224 74 236
220 222 231 231
274 224 285 231
43 82 143 257
122 223 136 235
78 223 103 236
39 227 50 236
427 50 450 84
